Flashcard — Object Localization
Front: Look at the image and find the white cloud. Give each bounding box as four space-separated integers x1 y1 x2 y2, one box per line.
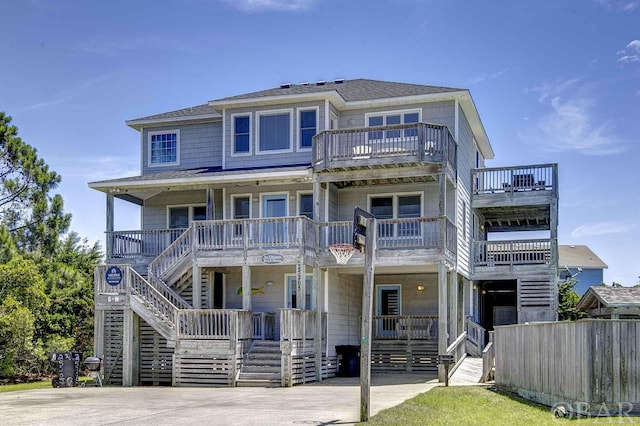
521 79 626 155
53 155 140 182
467 67 509 85
595 0 639 11
617 39 640 63
571 221 634 238
218 0 314 12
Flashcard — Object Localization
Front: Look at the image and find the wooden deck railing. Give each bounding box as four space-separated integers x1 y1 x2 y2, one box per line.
177 309 253 340
466 318 486 356
313 122 457 172
107 229 187 260
109 216 457 263
252 312 276 340
472 239 555 268
280 309 327 341
446 331 468 368
472 164 558 195
481 331 495 382
372 315 438 340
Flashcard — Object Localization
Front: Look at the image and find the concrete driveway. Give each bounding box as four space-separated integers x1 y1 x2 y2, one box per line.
0 375 440 425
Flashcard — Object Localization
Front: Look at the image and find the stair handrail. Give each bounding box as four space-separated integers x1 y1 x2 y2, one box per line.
128 267 179 330
146 271 193 310
481 331 495 382
148 226 194 280
466 317 486 351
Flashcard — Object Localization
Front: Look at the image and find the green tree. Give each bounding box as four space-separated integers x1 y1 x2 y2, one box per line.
0 112 71 254
557 278 586 321
0 296 37 377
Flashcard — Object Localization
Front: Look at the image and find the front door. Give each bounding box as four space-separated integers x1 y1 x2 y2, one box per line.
261 194 288 245
376 285 401 338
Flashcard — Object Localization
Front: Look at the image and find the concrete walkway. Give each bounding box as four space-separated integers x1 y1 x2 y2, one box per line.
0 375 440 426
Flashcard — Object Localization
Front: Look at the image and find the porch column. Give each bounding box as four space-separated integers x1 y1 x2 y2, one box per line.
206 187 214 220
192 264 202 309
438 262 448 382
314 267 323 382
106 193 114 259
242 264 251 311
449 271 458 341
297 261 306 311
313 178 321 222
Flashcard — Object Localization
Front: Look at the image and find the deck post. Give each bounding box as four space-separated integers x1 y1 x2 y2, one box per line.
438 262 448 382
122 308 135 386
106 193 114 259
314 267 323 381
242 264 251 311
206 187 214 220
360 216 377 422
449 270 458 341
192 264 202 309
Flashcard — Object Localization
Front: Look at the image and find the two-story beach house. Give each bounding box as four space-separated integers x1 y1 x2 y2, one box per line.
89 79 559 387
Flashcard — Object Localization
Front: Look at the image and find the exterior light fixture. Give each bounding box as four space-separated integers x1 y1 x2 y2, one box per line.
416 284 425 292
266 281 274 286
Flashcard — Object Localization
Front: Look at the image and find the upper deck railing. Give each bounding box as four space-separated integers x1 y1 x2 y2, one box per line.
313 122 457 173
472 164 558 196
106 216 457 264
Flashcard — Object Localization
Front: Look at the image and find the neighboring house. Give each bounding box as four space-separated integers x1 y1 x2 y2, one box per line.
576 286 640 319
89 78 559 387
558 245 608 295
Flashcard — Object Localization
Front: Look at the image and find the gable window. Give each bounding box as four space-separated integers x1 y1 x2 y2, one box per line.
298 193 313 219
298 108 317 150
149 130 179 166
257 109 292 153
370 194 422 238
366 110 421 139
232 114 251 155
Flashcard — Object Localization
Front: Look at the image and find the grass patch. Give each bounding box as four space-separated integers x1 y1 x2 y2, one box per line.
0 377 94 393
363 386 640 425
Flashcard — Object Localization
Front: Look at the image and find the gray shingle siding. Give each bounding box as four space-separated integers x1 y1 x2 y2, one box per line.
141 123 222 175
143 190 206 230
338 101 455 130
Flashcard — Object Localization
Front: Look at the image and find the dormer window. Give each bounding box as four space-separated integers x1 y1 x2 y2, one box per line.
149 130 179 166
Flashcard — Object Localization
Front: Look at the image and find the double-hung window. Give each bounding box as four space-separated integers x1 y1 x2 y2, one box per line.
370 194 422 239
149 130 179 166
168 205 206 229
233 114 251 155
257 109 292 153
298 108 317 150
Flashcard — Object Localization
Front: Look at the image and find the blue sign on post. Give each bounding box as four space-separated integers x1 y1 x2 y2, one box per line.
105 266 123 286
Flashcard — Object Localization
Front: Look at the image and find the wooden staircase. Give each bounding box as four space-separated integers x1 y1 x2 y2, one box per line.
236 340 282 387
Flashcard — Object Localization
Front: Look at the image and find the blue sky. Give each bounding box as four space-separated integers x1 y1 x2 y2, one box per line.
2 0 639 284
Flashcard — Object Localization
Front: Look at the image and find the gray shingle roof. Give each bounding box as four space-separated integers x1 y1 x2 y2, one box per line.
581 286 640 307
558 245 608 269
213 79 464 103
128 104 221 124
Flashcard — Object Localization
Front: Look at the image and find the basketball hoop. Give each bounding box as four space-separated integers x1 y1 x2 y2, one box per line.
329 244 355 265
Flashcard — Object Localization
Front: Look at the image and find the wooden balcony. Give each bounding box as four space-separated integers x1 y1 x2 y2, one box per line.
472 238 557 274
372 315 438 341
107 216 457 268
472 164 558 207
313 122 457 175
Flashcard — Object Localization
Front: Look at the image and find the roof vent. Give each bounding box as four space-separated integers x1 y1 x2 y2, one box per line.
316 80 326 86
334 78 345 84
299 82 309 86
280 83 292 89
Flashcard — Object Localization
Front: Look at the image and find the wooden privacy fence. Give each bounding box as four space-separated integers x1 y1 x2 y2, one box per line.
495 320 640 415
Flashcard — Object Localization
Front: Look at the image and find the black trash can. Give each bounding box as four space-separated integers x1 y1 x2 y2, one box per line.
51 352 81 388
336 345 360 377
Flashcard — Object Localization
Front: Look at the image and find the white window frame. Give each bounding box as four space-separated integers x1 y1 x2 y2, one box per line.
256 108 294 155
148 129 180 167
297 106 319 151
231 194 253 220
284 273 314 310
296 191 313 219
364 109 422 142
330 112 338 130
230 113 252 157
166 204 206 228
